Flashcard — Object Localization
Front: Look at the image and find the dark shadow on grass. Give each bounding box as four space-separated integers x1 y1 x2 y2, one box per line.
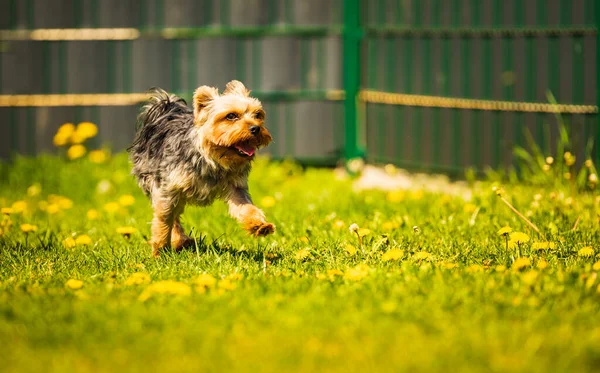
177 228 279 264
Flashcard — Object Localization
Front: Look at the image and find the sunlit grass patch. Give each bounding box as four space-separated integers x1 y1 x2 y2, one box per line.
0 153 599 372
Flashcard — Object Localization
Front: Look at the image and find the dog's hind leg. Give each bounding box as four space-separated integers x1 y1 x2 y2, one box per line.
171 207 194 252
150 193 180 257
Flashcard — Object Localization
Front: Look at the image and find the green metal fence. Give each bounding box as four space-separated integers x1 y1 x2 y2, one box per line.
358 0 599 171
0 0 598 171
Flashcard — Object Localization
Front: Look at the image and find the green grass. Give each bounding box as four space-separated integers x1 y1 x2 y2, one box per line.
1 153 600 373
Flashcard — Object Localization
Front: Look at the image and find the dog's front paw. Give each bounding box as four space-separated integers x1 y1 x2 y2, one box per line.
249 222 275 237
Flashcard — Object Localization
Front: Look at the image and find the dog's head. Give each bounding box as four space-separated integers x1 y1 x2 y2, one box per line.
192 80 272 169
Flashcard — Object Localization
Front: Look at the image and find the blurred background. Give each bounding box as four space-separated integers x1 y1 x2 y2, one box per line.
0 0 598 173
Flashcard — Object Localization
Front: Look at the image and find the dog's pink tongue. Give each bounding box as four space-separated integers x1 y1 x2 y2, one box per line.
236 143 256 156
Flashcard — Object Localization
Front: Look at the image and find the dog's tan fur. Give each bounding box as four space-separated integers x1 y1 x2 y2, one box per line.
129 81 275 257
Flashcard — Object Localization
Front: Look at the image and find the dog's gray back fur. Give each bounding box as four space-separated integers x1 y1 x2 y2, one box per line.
129 88 250 205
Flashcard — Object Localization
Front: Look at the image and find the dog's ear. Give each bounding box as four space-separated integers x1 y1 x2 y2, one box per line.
223 80 250 97
193 85 219 115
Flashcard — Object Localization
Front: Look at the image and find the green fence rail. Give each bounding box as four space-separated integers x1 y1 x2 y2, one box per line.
0 0 598 171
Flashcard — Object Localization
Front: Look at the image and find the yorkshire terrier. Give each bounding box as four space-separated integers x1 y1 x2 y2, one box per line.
129 80 275 257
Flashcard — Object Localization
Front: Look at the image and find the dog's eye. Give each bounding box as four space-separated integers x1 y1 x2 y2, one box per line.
254 111 264 120
226 113 238 121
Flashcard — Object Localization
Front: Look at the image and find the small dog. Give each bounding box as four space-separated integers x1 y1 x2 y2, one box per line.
129 80 275 257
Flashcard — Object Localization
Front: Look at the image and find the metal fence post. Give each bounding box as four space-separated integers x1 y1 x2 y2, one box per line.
343 0 362 160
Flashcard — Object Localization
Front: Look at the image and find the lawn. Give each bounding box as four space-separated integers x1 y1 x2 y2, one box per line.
1 152 599 373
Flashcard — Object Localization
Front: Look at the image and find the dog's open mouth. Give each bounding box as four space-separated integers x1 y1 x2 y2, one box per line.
232 141 256 157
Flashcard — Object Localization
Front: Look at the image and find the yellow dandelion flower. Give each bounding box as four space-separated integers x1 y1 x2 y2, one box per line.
536 259 548 270
463 203 477 214
76 122 98 139
103 202 120 213
58 122 76 135
542 164 551 171
20 223 38 233
384 163 397 175
27 183 42 197
53 131 71 146
218 279 237 291
509 232 530 244
86 209 99 220
261 196 276 208
590 174 598 184
521 270 539 286
1 207 14 215
466 264 484 273
57 197 73 210
67 144 86 160
138 280 191 301
194 274 217 290
495 265 507 272
441 262 459 270
578 246 595 257
63 237 76 249
532 242 556 250
386 190 405 203
585 273 597 290
118 195 135 207
124 272 151 286
497 226 512 236
294 248 311 260
585 159 593 168
75 235 92 246
382 221 399 231
65 279 84 290
564 152 576 166
413 251 432 261
344 264 370 281
344 243 357 255
11 200 27 213
326 269 344 281
513 257 531 271
593 262 600 272
226 273 244 282
382 249 404 261
88 149 108 164
46 204 60 215
357 228 371 237
116 226 137 238
69 130 87 144
545 156 554 165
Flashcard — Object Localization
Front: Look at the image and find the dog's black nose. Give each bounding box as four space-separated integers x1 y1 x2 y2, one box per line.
249 125 260 135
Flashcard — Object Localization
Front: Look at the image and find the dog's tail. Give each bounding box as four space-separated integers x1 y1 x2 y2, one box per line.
136 88 189 131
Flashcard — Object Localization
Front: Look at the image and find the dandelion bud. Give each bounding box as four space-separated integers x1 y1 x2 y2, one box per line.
545 156 554 165
585 159 593 168
564 172 571 180
589 173 598 184
492 186 504 196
